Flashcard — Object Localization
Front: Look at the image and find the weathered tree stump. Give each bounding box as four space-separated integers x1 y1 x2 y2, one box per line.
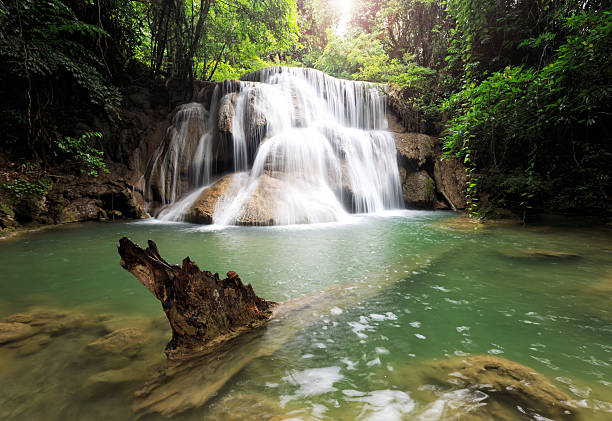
117 237 274 359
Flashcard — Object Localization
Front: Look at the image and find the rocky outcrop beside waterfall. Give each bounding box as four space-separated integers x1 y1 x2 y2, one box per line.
389 120 466 210
0 165 146 236
117 237 274 359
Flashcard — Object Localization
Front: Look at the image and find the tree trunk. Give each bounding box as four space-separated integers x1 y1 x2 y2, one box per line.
117 237 274 359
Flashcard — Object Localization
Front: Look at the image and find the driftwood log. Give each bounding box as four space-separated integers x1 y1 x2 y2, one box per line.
117 237 274 359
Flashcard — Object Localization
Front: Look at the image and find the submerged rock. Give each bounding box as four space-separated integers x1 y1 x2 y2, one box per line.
0 322 38 344
406 355 578 420
8 334 51 356
86 328 146 358
500 248 581 261
117 237 274 359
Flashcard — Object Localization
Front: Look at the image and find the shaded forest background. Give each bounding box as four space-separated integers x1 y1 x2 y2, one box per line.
0 0 610 218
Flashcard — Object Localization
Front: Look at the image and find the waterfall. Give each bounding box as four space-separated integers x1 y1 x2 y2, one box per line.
144 67 403 225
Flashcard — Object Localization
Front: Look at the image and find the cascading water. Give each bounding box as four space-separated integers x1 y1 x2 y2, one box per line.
144 67 403 225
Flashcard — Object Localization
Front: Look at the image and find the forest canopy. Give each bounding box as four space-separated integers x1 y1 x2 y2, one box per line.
0 0 610 216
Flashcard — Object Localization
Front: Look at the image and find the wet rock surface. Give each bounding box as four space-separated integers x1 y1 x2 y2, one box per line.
117 237 274 358
184 174 237 224
394 132 439 169
86 328 146 358
0 322 38 344
392 131 466 211
405 355 579 420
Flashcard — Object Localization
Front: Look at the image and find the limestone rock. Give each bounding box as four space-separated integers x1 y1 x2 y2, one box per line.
0 322 38 344
433 158 467 210
48 174 146 224
233 174 282 226
86 328 146 358
400 169 436 208
394 132 440 169
9 334 51 356
185 175 237 224
415 355 578 420
386 111 407 133
218 93 236 133
4 308 104 336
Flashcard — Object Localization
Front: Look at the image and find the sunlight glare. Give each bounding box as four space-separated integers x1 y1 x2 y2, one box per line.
335 0 354 36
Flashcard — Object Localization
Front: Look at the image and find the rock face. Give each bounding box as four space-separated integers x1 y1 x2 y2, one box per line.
399 169 436 208
394 132 439 169
392 131 465 210
433 158 467 210
117 237 274 358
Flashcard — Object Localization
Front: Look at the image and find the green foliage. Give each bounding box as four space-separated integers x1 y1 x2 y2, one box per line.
143 0 299 81
2 162 52 200
313 30 434 88
2 176 52 200
0 0 121 115
56 132 109 176
443 7 612 214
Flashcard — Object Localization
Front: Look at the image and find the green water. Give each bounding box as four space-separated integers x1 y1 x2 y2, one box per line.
0 211 611 420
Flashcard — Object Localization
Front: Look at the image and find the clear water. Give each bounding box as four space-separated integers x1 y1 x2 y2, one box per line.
0 212 611 420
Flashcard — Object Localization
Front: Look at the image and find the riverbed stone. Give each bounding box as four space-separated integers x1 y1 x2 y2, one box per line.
410 355 578 420
86 328 146 358
499 248 581 261
11 334 52 356
0 322 38 344
84 362 150 395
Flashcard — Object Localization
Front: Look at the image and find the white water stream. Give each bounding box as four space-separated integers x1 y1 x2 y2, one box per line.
145 67 402 225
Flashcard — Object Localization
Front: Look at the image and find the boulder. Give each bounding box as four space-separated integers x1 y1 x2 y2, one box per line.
433 158 467 210
0 322 38 344
185 175 238 224
233 174 282 226
394 132 440 169
48 174 146 224
61 197 106 222
400 169 436 208
410 355 578 420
